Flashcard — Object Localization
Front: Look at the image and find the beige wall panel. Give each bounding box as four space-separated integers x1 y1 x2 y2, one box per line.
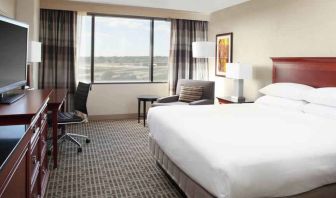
209 0 336 101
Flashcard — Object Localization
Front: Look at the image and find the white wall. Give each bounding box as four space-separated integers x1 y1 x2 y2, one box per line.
87 83 168 117
16 0 40 89
0 0 15 18
40 0 209 21
209 0 336 101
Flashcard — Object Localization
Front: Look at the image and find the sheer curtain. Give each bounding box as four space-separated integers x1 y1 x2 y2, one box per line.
168 19 208 95
75 12 91 84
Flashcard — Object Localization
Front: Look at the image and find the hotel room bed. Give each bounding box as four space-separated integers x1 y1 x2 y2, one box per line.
148 104 336 198
148 57 336 198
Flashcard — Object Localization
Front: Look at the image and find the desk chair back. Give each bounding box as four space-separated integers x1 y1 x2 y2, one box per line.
74 82 91 115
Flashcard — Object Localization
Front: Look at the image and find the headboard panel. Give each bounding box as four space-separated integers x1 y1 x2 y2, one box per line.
271 57 336 88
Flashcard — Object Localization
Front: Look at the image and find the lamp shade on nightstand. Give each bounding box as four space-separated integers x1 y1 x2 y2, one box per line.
226 63 252 80
192 41 215 58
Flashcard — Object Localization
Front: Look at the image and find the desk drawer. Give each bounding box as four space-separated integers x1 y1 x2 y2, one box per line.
40 123 48 167
30 134 40 186
40 154 49 198
31 173 40 198
40 109 48 128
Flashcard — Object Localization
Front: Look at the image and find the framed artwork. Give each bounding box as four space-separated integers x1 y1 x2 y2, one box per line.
215 33 233 77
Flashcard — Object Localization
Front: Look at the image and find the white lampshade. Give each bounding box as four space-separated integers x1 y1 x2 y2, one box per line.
192 41 215 58
226 63 252 79
28 41 42 63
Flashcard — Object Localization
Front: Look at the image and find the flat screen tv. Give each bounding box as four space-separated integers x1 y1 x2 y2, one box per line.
0 16 29 103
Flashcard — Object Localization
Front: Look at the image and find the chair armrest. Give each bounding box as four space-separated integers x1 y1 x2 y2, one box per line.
189 99 214 105
156 95 179 103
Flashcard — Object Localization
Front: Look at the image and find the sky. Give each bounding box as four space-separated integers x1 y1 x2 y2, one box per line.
78 16 170 57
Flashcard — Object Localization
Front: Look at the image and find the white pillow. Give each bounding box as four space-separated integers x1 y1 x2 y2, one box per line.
304 88 336 107
302 103 336 119
259 83 314 100
255 95 307 111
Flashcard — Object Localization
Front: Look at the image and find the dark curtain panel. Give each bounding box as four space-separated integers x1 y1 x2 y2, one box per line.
39 9 77 110
169 19 208 95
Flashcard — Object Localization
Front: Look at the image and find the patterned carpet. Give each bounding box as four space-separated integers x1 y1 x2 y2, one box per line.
46 120 184 198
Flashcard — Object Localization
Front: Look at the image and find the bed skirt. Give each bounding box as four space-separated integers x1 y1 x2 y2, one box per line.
149 135 336 198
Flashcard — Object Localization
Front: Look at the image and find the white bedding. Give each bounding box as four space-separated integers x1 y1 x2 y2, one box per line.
148 104 336 198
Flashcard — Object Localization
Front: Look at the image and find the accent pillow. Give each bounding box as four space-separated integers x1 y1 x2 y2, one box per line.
179 86 203 103
304 88 336 107
259 83 314 100
255 95 307 111
302 103 336 119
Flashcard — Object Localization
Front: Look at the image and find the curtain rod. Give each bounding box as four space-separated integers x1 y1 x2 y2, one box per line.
87 12 171 21
86 12 208 22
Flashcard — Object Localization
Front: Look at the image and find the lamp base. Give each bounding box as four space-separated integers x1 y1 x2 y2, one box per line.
230 96 246 103
232 79 245 103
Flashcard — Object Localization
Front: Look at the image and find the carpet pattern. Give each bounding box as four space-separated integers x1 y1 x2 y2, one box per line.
46 120 184 198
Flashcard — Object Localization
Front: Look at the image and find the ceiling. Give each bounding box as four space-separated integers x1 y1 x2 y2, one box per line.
68 0 250 14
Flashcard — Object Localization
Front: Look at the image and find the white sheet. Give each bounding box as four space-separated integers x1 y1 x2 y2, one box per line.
148 104 336 198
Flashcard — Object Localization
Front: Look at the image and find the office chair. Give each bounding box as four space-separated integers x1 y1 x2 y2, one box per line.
49 82 91 153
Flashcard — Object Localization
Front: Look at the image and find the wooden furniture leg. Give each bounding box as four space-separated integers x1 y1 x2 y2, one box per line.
138 99 140 123
143 101 146 127
52 109 58 169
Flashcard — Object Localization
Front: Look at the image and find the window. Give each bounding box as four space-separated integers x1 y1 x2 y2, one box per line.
77 15 171 83
153 20 170 82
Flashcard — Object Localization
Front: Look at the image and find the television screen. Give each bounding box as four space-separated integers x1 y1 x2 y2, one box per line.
0 16 28 94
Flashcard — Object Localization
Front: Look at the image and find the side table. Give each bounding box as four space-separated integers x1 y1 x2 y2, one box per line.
137 95 159 126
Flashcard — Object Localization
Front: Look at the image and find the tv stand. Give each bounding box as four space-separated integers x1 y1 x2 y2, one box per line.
0 93 25 104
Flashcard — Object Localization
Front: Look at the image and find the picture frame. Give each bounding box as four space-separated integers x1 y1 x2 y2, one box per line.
215 33 233 77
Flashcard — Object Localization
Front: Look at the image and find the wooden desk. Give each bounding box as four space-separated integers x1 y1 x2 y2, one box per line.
0 89 52 198
0 89 52 125
48 89 68 169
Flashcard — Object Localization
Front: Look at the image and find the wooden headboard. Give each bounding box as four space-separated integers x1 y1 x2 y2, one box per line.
271 57 336 88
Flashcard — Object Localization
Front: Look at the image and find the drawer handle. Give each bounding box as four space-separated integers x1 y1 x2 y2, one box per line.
32 155 37 165
33 126 40 134
42 113 48 122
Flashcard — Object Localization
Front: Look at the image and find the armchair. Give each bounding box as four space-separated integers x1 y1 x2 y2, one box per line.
152 79 215 107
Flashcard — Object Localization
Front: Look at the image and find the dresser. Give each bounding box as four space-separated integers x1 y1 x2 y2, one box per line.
0 89 52 198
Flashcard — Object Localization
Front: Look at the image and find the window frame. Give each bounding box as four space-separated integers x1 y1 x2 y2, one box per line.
85 13 170 84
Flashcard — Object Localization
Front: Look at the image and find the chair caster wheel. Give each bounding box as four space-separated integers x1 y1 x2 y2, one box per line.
86 139 90 143
47 150 51 156
77 147 82 153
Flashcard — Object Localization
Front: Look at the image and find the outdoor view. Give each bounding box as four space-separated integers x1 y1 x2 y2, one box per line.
77 16 171 83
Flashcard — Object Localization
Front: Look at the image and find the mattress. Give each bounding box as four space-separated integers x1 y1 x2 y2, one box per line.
147 104 336 198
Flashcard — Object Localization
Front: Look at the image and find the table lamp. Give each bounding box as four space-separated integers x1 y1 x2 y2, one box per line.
27 41 42 88
226 63 252 103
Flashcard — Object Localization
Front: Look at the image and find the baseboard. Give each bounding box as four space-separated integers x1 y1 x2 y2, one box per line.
89 113 138 120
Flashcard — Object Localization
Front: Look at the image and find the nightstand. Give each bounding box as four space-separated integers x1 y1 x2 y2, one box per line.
217 96 254 104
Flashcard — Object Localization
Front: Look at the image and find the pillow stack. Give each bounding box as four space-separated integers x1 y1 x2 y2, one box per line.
302 88 336 118
258 83 314 100
256 82 336 118
256 83 313 111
